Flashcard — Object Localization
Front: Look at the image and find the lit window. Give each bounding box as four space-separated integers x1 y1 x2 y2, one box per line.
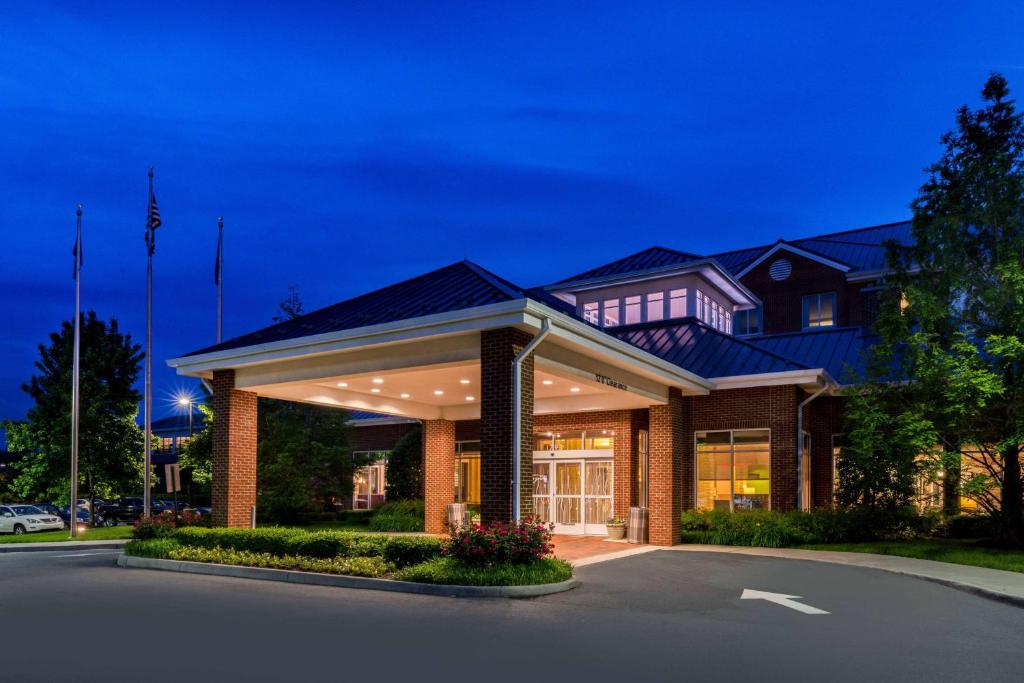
603 299 619 327
582 301 599 324
669 288 687 318
734 307 761 336
624 295 641 324
453 441 481 505
696 430 770 511
802 292 836 328
645 291 664 322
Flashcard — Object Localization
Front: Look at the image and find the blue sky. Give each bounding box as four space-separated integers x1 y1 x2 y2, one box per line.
1 1 1022 424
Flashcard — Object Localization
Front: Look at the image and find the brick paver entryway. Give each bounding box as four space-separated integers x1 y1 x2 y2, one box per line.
551 535 640 562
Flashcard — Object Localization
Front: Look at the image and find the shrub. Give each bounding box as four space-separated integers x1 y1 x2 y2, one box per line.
444 518 554 566
940 513 997 539
132 510 210 540
166 546 392 577
679 507 939 548
384 428 423 501
395 557 572 586
368 500 424 532
161 526 440 566
125 538 181 558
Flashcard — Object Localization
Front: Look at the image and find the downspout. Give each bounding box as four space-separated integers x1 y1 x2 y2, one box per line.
512 318 552 523
796 381 830 511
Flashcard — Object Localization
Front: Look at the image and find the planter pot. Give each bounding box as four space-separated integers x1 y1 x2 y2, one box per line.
606 525 626 540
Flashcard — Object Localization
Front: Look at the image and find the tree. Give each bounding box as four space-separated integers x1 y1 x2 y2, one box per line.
385 427 423 501
273 285 304 323
858 73 1024 544
2 312 144 512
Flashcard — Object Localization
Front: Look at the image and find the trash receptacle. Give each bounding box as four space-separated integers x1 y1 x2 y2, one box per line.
627 506 648 544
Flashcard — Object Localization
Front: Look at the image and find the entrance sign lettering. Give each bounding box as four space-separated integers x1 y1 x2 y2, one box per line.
594 373 627 391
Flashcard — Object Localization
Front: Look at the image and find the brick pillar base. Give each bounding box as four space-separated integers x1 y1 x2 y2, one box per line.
649 389 684 546
423 419 456 534
480 328 535 525
211 370 257 528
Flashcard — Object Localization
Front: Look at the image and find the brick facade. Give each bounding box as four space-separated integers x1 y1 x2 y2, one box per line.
211 370 258 528
687 385 800 512
648 389 684 545
479 328 535 524
423 419 455 534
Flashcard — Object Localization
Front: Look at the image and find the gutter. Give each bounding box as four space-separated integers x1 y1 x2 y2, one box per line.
796 381 831 511
512 318 551 523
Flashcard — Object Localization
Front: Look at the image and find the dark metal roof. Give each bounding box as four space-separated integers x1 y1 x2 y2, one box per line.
611 319 808 378
710 220 913 276
748 327 868 384
555 246 704 284
185 260 536 357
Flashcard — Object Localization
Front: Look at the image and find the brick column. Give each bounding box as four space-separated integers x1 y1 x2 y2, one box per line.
423 419 456 534
211 369 257 528
480 328 534 525
648 389 684 546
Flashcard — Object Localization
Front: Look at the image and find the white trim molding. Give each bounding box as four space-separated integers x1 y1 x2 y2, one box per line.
735 242 852 279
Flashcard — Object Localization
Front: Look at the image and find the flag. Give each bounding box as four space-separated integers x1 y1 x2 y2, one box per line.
72 219 83 280
148 192 162 230
214 225 223 285
145 181 161 255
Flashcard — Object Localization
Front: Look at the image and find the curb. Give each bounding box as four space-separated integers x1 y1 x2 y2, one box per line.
665 545 1024 609
0 540 128 554
117 555 580 598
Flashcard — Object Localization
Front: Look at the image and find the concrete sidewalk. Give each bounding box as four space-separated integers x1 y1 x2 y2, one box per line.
665 544 1024 607
0 539 128 554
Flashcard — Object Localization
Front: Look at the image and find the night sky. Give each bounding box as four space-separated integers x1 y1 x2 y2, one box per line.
2 2 1022 426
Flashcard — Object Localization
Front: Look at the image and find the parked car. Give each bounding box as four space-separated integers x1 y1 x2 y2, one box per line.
58 504 103 528
0 504 64 535
99 497 172 525
158 499 190 513
184 506 212 518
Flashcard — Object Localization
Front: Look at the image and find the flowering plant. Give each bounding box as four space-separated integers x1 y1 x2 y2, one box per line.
132 509 210 539
443 517 555 566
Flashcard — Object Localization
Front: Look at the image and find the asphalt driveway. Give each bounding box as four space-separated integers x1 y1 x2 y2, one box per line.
1 549 1021 682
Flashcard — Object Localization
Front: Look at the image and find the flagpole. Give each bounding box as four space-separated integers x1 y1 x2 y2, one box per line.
144 168 154 519
216 216 223 343
70 204 82 538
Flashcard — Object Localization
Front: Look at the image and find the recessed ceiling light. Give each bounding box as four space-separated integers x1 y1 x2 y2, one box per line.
459 379 471 385
542 379 554 385
400 393 410 399
570 387 581 393
433 389 444 396
371 388 381 393
465 396 475 401
337 382 348 388
372 378 384 384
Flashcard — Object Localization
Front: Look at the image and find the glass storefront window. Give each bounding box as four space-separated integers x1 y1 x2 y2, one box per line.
454 441 481 504
696 430 770 511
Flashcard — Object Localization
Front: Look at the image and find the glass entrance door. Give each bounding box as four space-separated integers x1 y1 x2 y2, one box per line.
531 460 612 535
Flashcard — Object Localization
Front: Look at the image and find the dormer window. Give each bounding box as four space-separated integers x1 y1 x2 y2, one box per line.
603 298 619 327
696 289 731 333
646 292 664 321
802 292 836 329
624 295 642 324
669 289 687 318
734 306 762 336
583 301 599 325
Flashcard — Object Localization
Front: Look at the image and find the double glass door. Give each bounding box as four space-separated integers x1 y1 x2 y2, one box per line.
532 459 612 535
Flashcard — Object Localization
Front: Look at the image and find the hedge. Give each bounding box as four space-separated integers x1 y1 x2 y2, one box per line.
368 500 424 532
680 507 940 548
162 527 440 568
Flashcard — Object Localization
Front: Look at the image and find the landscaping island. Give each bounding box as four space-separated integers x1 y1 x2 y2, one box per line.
124 516 573 590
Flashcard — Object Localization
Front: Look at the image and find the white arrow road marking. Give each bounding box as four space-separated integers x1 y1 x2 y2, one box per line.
740 589 830 615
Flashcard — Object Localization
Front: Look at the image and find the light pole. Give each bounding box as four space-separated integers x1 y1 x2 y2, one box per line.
176 395 194 514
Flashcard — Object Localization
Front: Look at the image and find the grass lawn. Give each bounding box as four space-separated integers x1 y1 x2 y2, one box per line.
800 538 1024 574
0 525 133 544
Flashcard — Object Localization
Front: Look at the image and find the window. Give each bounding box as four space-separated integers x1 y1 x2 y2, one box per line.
733 307 761 336
534 430 614 451
696 429 770 511
602 299 619 327
669 288 687 318
645 291 664 322
832 434 844 497
695 290 730 333
624 295 641 324
454 441 481 504
352 450 389 510
802 292 836 328
583 301 599 324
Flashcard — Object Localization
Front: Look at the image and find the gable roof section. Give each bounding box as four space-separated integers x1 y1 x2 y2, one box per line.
711 220 913 276
185 260 535 357
748 327 867 384
554 246 703 285
611 319 807 379
733 241 853 278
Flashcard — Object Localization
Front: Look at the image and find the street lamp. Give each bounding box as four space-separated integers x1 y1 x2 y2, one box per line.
175 393 196 510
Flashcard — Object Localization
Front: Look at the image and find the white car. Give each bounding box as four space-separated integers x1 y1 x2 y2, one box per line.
0 504 65 535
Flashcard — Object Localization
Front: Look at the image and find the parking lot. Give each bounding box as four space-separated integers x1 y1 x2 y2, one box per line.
2 548 1023 682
